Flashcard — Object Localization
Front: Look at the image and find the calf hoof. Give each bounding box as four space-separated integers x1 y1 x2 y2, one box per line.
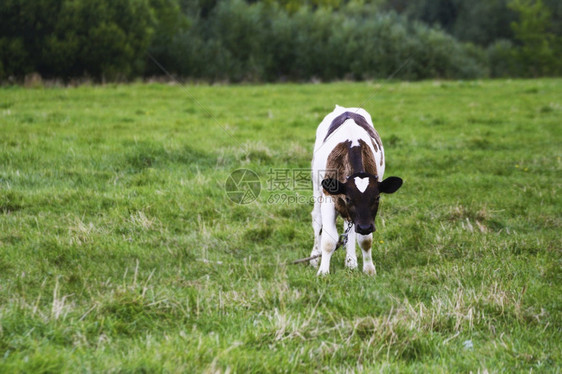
363 263 376 276
317 268 330 276
345 257 358 270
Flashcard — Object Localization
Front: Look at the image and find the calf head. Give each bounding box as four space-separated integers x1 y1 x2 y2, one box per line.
322 172 402 235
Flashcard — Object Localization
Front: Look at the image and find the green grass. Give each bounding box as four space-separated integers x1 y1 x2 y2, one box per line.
0 79 560 372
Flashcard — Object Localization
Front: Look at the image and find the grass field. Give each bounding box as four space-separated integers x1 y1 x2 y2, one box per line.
0 79 560 372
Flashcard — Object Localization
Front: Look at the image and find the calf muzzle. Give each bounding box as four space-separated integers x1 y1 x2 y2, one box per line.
355 223 375 235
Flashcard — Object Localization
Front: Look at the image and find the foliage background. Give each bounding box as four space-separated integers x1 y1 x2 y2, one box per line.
1 0 561 82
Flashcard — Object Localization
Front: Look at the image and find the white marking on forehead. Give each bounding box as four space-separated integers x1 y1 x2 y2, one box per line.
354 177 369 193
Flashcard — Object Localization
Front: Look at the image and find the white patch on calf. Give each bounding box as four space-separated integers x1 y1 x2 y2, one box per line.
354 176 369 193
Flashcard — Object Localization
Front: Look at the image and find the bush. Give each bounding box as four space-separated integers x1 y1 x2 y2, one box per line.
3 0 558 82
0 0 154 81
508 0 562 77
0 37 30 79
487 39 518 77
151 2 489 82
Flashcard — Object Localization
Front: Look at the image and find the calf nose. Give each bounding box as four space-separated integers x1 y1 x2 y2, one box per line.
355 223 375 235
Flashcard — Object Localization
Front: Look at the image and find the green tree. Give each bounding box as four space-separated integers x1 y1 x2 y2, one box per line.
509 0 561 76
0 0 63 79
453 0 516 45
44 0 155 80
145 0 190 76
262 0 344 13
0 0 154 81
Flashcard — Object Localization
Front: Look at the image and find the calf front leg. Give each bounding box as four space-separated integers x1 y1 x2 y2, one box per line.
318 200 337 275
345 222 357 269
357 233 376 275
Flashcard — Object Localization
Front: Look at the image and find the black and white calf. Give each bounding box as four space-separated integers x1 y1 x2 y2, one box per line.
311 105 403 275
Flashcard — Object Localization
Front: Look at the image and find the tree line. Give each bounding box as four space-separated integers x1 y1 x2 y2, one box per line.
1 0 561 82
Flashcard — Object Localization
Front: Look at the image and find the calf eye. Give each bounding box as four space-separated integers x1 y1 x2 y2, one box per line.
345 197 351 204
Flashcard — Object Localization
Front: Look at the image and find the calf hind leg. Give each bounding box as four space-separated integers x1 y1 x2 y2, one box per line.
317 202 337 275
310 204 322 268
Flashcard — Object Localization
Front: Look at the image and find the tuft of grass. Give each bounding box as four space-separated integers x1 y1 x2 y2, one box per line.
0 79 561 372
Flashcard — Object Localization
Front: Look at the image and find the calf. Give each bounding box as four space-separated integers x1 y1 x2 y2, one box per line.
311 105 402 275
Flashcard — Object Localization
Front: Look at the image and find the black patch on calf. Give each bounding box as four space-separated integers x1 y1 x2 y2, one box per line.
324 112 378 142
348 144 365 174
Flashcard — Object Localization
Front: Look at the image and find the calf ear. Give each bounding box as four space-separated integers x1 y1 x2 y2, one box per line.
322 178 346 195
379 176 403 194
